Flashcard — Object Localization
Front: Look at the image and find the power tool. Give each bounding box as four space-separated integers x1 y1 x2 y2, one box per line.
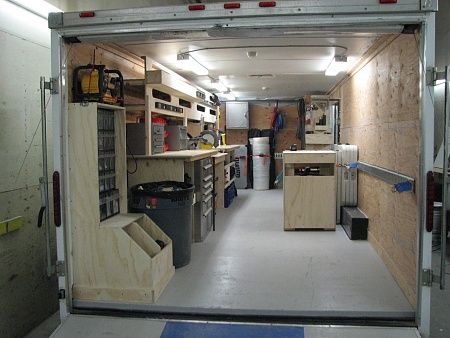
73 64 124 106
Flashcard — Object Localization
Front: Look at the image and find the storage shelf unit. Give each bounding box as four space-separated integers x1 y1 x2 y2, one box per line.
124 67 217 155
68 102 174 304
283 150 336 230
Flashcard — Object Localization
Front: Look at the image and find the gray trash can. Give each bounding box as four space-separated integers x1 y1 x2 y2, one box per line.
129 181 194 268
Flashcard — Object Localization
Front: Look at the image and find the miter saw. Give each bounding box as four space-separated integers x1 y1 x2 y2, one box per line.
188 130 219 150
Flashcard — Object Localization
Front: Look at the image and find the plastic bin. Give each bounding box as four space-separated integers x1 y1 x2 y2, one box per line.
129 181 194 268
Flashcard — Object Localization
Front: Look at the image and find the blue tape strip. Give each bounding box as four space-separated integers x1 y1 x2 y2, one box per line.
161 321 305 338
348 162 358 169
394 181 413 193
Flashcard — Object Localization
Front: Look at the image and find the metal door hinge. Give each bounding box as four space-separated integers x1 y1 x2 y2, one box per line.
421 268 439 287
44 77 59 94
427 67 447 86
58 289 66 300
421 0 438 11
56 260 65 277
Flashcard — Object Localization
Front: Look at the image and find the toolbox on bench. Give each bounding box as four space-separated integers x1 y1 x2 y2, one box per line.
342 207 369 240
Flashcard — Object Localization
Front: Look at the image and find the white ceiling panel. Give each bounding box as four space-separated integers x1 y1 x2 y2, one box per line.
119 34 381 99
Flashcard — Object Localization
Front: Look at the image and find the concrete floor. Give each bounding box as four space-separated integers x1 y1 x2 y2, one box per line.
49 315 420 338
80 189 413 316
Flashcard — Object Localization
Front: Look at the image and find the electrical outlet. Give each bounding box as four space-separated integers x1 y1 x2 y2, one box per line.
274 152 283 159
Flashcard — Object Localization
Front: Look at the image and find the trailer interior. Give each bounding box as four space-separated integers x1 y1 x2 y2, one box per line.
52 4 426 327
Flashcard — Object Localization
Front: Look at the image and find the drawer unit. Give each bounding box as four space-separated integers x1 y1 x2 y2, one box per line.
97 108 120 221
152 123 165 154
192 157 215 242
193 201 213 243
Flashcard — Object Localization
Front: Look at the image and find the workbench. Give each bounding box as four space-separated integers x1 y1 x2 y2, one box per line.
127 149 218 187
283 150 336 230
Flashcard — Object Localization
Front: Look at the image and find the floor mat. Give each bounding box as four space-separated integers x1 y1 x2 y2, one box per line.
161 321 305 338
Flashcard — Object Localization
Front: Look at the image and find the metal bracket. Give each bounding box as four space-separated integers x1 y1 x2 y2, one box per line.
44 77 59 94
421 0 438 11
56 260 65 277
421 268 433 286
427 67 446 86
421 268 439 287
354 161 415 193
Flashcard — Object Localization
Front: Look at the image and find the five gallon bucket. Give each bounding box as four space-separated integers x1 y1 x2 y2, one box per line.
251 137 270 191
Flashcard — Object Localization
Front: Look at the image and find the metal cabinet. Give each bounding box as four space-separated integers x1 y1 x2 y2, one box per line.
226 102 249 129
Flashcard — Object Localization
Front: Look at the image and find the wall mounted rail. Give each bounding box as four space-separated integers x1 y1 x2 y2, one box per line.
348 161 415 193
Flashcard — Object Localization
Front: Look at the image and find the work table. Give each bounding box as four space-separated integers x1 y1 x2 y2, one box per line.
130 149 219 162
283 150 336 230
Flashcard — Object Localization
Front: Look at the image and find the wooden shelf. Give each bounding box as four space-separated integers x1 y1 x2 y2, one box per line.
125 104 146 112
150 108 185 119
100 213 142 228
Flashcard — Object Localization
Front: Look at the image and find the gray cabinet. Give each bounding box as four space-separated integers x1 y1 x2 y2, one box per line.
226 102 249 129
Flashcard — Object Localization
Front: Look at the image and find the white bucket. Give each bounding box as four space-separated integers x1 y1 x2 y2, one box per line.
253 155 270 191
252 143 270 155
253 175 270 190
250 137 269 145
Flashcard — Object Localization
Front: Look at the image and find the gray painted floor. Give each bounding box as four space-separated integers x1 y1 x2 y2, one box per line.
50 314 420 338
149 189 413 315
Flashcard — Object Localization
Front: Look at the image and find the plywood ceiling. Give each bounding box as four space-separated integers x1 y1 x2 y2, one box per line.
119 32 381 100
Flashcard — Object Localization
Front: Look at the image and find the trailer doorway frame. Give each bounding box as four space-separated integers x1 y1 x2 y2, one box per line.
49 1 436 336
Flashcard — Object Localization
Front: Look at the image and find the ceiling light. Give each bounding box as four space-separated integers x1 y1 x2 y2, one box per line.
210 79 228 92
247 51 258 58
325 55 348 76
176 53 208 76
9 0 61 18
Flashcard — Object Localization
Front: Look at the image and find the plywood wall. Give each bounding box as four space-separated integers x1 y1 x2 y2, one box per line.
67 43 145 102
331 34 420 307
220 102 301 173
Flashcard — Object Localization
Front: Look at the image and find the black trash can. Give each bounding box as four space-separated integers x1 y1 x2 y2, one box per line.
129 181 194 268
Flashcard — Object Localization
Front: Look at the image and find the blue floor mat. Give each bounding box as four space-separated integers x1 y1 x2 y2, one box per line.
161 321 305 338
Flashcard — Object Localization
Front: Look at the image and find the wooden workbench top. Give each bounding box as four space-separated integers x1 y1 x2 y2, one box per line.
131 149 219 162
216 145 241 151
283 150 336 164
283 150 336 154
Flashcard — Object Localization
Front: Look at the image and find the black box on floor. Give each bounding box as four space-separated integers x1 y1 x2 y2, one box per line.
342 207 369 240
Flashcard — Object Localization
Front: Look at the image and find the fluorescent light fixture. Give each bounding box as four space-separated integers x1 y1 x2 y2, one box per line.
176 53 208 76
9 0 62 19
218 91 236 101
210 79 228 93
325 55 348 76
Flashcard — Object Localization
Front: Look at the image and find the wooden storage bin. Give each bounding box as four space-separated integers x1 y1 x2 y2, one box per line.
283 150 336 230
72 214 175 304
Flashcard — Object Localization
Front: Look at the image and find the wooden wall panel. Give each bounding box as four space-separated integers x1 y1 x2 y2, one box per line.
221 102 301 173
67 43 145 102
331 34 420 307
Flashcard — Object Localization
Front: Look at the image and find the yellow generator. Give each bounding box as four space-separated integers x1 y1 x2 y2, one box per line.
73 64 124 106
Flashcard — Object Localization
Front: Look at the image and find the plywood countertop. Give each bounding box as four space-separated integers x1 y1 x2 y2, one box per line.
283 150 336 164
216 145 241 151
130 149 218 162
